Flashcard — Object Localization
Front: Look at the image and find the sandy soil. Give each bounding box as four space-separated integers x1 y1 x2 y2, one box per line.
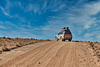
0 41 100 67
0 37 49 52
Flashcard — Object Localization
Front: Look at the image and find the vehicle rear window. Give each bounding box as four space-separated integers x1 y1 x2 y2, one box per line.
58 31 63 34
65 30 71 34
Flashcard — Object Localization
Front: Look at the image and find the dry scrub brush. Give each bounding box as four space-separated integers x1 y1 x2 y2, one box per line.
0 44 2 46
2 46 9 51
16 44 21 47
2 44 9 51
90 42 94 48
79 41 83 42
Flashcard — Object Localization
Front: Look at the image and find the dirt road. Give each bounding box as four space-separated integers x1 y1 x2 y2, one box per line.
0 41 100 67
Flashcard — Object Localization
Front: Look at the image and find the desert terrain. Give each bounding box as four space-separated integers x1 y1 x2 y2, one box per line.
0 37 49 52
0 40 100 67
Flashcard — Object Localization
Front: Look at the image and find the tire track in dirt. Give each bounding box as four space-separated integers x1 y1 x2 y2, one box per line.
0 41 57 67
0 41 51 65
58 43 71 67
29 42 65 67
0 41 100 67
68 43 76 67
62 42 75 67
45 42 70 67
15 41 58 67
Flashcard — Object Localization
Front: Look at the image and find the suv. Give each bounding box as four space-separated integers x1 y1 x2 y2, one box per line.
55 29 72 41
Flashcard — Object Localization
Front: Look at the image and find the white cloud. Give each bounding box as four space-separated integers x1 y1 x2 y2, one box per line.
52 4 66 11
25 0 66 14
0 25 6 29
0 21 6 29
97 35 100 38
84 30 100 41
4 29 37 38
5 21 18 28
0 6 11 17
18 2 23 9
83 2 100 15
0 21 3 24
84 33 94 38
46 0 66 12
66 2 100 29
42 1 47 10
78 0 85 3
84 18 96 29
26 3 41 14
19 21 34 30
26 22 33 29
5 0 12 10
0 0 100 41
5 0 15 14
0 6 20 18
38 1 100 41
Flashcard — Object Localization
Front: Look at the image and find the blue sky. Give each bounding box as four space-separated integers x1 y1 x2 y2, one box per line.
0 0 100 42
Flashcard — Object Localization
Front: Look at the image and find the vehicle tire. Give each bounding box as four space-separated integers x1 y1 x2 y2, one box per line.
63 39 65 41
60 37 65 41
55 37 59 41
69 39 71 41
